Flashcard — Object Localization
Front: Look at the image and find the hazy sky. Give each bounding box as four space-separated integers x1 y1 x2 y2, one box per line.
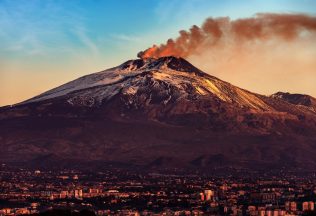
1 0 316 106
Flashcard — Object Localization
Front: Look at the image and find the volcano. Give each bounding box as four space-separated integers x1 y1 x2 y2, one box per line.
1 56 316 170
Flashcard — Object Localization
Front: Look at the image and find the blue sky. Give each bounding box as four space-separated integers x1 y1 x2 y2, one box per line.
0 0 316 105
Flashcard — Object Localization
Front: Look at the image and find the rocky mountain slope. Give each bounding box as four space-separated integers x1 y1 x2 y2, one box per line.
1 56 316 170
271 92 316 112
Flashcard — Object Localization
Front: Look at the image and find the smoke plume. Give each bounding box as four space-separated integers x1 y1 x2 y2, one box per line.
138 13 316 59
137 13 316 97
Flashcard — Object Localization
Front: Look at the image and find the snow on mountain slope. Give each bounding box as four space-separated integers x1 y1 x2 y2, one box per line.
22 56 272 111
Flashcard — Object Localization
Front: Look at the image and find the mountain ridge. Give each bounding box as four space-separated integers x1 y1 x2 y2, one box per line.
271 91 316 112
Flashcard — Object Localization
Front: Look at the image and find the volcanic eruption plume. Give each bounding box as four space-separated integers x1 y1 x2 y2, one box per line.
137 13 316 59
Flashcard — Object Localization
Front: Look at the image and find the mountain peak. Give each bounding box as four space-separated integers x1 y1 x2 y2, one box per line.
119 56 202 74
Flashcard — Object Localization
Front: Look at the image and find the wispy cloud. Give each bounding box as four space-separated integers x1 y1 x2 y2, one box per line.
72 26 100 57
111 33 141 42
0 0 98 58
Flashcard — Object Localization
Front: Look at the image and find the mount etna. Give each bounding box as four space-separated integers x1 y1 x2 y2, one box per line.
1 56 316 170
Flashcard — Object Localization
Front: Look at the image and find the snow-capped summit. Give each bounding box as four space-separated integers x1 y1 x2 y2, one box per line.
23 56 204 105
119 56 203 73
22 56 272 111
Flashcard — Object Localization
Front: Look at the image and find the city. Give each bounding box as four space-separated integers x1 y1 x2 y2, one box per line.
0 164 315 215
